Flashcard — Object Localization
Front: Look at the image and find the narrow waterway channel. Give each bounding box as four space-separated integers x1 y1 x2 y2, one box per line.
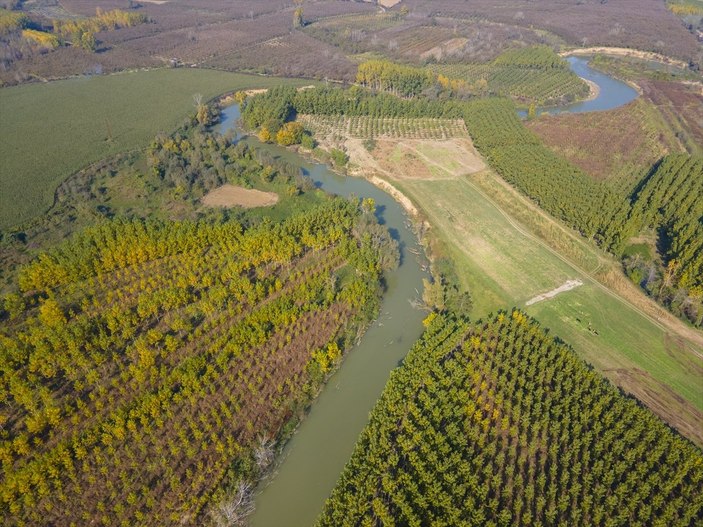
217 105 430 527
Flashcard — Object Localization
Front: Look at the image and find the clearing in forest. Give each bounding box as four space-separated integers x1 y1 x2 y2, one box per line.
202 184 279 208
326 119 703 445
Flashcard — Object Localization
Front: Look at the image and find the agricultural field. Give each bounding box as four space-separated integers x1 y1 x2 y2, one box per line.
403 0 702 66
304 11 551 64
297 114 468 140
430 60 588 106
638 79 703 155
406 169 703 443
1 0 376 85
302 111 703 445
574 54 703 157
2 2 702 524
320 313 703 526
3 0 701 86
0 199 393 526
0 68 316 230
203 32 357 82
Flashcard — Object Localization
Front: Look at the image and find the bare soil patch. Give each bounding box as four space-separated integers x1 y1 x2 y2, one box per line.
526 279 583 305
347 137 485 183
421 37 470 61
604 367 703 446
202 184 278 208
564 47 689 69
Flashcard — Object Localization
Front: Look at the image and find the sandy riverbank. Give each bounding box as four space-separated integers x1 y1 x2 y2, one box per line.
562 47 689 69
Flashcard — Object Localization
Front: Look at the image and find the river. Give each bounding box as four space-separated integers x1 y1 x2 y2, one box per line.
215 56 636 524
518 56 638 116
217 105 430 527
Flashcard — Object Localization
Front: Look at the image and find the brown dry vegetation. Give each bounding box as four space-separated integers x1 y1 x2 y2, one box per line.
1 0 376 85
204 31 357 81
526 98 681 189
201 184 279 209
526 79 703 192
5 0 700 85
307 13 552 64
639 78 703 154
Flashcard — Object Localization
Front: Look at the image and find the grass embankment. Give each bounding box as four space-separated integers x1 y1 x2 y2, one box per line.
0 69 316 230
315 118 703 445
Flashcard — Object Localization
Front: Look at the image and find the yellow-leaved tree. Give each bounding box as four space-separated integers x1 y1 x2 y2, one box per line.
39 298 66 328
275 122 304 146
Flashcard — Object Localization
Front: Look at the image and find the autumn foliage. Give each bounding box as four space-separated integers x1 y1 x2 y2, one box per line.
0 198 396 525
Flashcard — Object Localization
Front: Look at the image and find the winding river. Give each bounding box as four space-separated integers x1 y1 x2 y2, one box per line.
560 56 638 113
215 56 636 526
217 105 430 527
519 56 638 116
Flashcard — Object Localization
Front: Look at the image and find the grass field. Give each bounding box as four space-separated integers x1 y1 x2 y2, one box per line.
0 68 316 230
338 130 703 445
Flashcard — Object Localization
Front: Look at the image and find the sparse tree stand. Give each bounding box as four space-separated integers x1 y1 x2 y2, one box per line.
79 30 96 52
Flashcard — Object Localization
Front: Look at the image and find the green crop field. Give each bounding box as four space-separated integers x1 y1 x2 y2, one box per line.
0 68 316 230
382 161 703 445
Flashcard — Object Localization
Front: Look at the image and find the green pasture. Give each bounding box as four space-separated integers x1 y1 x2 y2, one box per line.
0 68 316 230
527 283 703 412
389 166 702 431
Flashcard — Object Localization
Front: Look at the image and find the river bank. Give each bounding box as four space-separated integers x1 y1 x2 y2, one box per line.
213 108 432 527
562 46 689 69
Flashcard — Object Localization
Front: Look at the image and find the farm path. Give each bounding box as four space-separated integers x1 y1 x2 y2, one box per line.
347 131 703 352
464 173 703 353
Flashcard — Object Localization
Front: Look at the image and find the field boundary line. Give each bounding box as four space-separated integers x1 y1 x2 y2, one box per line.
463 174 703 353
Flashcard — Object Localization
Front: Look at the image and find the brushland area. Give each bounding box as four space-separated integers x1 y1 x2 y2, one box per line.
319 312 703 526
0 197 399 525
526 56 703 324
526 98 683 192
0 120 327 294
527 56 702 193
0 68 316 230
294 106 703 446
